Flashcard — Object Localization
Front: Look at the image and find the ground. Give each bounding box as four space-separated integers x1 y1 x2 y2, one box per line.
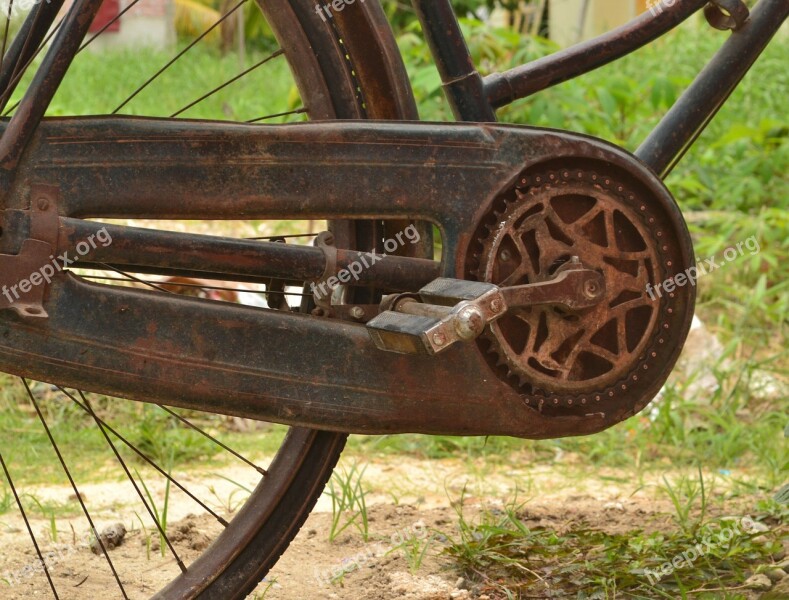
1 450 786 599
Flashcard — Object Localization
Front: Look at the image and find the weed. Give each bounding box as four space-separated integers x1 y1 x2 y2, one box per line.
443 492 785 598
660 465 709 536
0 484 11 515
250 577 278 598
134 512 153 561
208 473 253 515
325 461 370 543
391 531 434 575
137 469 171 558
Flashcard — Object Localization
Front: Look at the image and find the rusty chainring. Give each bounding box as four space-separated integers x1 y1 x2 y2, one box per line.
467 162 695 418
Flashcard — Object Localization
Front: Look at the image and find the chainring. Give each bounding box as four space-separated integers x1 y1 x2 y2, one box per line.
466 160 695 418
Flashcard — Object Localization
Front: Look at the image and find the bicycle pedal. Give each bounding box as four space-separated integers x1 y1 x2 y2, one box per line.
418 278 500 305
366 278 505 356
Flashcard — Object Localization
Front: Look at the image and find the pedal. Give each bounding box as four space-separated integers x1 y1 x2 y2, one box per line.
366 263 605 356
366 279 505 356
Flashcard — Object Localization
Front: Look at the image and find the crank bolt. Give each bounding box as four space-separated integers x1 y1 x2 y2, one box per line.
432 332 446 347
350 306 365 320
37 198 49 211
490 299 504 314
455 306 485 341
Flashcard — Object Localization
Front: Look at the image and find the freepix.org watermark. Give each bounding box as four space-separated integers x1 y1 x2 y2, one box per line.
313 521 428 586
1 227 113 304
644 515 762 584
0 0 51 18
310 224 421 301
646 235 760 301
314 0 366 22
2 536 85 587
646 0 677 17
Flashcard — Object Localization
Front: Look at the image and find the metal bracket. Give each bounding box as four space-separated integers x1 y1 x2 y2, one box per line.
0 185 59 318
311 231 338 314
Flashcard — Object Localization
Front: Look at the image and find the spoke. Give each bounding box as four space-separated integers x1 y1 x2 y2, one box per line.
58 387 230 527
245 233 318 240
79 392 187 573
22 379 129 599
98 263 175 294
0 450 60 599
247 107 308 123
78 0 143 52
170 49 285 118
158 405 268 476
113 0 249 114
1 0 13 65
79 274 310 298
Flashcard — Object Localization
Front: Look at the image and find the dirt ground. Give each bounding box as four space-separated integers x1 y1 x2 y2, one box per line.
0 454 782 599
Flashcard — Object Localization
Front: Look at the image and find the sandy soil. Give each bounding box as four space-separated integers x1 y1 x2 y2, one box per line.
0 455 780 599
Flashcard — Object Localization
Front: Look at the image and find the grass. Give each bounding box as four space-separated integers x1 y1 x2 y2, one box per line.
8 44 303 123
442 485 787 599
325 461 370 543
139 470 172 558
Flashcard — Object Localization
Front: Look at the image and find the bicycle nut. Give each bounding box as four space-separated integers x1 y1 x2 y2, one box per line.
454 306 485 341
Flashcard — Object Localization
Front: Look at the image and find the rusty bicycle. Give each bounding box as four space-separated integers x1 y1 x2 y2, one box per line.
0 0 785 597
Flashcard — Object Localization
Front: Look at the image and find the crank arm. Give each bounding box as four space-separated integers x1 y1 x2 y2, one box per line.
367 262 605 355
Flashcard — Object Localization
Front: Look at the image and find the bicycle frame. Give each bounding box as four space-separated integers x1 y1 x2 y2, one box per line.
2 0 787 175
413 0 788 175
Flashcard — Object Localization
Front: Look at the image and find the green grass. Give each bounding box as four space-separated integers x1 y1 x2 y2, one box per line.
8 44 302 123
443 494 786 598
0 376 287 486
325 461 370 543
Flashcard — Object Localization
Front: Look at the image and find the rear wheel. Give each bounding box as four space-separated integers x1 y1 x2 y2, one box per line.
0 2 414 598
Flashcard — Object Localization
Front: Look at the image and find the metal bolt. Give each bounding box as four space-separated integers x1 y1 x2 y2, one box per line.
37 198 49 211
432 332 446 347
499 249 512 262
350 306 365 320
454 306 484 341
490 298 503 314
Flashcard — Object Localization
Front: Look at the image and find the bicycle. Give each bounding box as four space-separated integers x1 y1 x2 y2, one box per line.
0 0 784 597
